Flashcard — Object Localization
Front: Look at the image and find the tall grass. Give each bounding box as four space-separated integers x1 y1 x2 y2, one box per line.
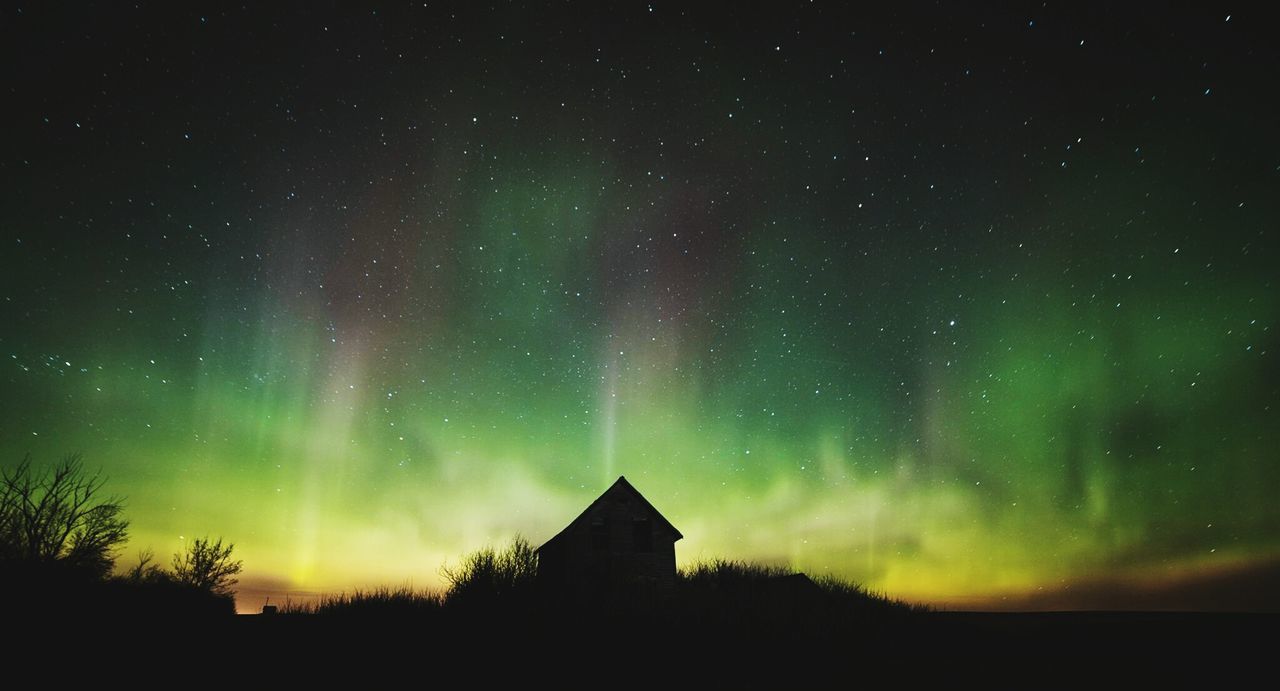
279 585 443 616
679 558 793 585
810 572 932 614
278 537 538 616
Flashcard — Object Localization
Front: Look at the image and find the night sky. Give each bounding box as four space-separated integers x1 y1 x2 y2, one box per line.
3 3 1277 611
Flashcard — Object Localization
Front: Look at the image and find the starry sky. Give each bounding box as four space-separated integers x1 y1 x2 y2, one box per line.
3 3 1277 611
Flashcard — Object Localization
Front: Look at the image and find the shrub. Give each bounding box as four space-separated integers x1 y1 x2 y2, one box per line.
439 535 538 605
172 536 243 596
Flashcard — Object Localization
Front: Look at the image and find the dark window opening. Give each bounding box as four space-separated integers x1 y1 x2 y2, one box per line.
632 518 653 552
591 518 609 551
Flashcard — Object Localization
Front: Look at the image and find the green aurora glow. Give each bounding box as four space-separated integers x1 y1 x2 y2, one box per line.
1 4 1277 610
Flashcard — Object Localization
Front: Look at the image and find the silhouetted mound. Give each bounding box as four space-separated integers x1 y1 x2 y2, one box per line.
675 559 922 641
216 558 930 683
262 556 921 660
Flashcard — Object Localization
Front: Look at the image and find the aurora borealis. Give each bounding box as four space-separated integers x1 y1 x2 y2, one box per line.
2 3 1277 612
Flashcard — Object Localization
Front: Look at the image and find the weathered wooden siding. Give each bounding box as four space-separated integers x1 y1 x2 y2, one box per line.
537 478 680 599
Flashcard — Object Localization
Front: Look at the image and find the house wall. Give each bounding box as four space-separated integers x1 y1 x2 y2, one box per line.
538 487 678 598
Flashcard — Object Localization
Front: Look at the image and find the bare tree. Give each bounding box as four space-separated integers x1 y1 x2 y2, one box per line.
172 536 243 596
0 454 129 578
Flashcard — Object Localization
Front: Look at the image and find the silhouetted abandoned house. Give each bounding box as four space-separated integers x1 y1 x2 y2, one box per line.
536 476 682 599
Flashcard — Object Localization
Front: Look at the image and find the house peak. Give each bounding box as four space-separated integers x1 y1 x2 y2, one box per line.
535 473 684 597
537 475 683 555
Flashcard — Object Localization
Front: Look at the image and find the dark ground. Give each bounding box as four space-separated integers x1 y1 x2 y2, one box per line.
236 610 1275 682
12 608 1273 683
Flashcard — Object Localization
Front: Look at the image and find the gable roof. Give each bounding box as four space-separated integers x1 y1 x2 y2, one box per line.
536 476 683 552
